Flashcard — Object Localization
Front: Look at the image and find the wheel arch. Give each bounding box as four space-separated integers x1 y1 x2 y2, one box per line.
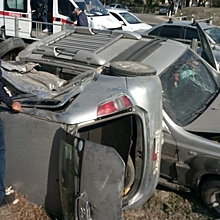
184 155 220 192
197 173 220 195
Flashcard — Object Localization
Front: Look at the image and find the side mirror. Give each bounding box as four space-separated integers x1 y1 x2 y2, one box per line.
211 44 216 50
120 21 125 26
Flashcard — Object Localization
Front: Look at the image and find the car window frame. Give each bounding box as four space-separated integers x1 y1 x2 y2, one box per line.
148 25 184 39
184 27 200 43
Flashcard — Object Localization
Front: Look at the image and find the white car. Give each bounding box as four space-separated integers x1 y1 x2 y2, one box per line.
108 9 152 32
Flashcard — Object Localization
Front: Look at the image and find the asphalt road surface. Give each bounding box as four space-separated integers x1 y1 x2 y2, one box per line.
134 13 168 26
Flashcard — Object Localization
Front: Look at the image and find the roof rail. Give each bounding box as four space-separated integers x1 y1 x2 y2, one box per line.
167 17 173 23
191 15 213 25
172 15 187 21
167 14 213 25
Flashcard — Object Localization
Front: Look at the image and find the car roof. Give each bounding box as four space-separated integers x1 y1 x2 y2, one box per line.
141 20 215 35
153 20 214 29
108 9 130 14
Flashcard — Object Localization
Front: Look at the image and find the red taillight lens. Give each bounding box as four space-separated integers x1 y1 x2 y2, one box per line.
97 101 118 117
121 95 132 108
97 95 133 117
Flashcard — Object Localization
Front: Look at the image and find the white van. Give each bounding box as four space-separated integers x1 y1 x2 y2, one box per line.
0 0 122 40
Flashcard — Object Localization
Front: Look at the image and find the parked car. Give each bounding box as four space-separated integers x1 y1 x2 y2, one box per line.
191 2 199 7
3 22 220 217
137 19 220 65
106 3 129 11
159 5 171 15
107 9 152 32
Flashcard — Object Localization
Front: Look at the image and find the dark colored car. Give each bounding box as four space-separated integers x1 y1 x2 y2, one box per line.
159 5 171 15
138 19 220 65
191 2 199 7
3 22 220 218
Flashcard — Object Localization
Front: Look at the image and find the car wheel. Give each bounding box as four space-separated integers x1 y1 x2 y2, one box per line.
109 61 157 77
124 155 135 190
0 37 26 59
201 177 220 217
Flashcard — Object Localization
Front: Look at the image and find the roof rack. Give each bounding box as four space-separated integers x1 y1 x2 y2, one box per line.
191 14 213 25
172 15 187 21
166 14 213 25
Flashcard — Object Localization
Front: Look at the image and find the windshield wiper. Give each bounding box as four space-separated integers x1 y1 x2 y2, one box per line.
179 106 207 124
205 87 220 106
180 88 220 124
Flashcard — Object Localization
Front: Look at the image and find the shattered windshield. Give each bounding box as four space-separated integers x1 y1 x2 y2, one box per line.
160 49 219 126
205 27 220 44
75 0 109 16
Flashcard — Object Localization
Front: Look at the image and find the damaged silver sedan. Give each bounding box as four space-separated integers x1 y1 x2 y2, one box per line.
0 57 163 219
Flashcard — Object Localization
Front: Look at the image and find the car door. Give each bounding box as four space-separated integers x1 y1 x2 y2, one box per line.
184 27 199 44
147 25 184 41
109 11 129 31
196 22 219 71
60 135 125 220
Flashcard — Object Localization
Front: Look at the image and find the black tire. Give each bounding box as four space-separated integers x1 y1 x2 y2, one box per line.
0 37 26 58
109 61 157 77
201 177 220 217
124 155 135 190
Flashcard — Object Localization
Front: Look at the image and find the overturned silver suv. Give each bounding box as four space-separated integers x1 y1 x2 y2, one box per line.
1 45 163 219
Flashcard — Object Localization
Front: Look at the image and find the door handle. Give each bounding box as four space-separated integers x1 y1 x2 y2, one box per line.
55 18 61 22
188 151 197 156
22 14 27 18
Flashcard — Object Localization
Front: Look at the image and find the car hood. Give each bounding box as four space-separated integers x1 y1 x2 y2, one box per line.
184 92 220 133
88 15 122 29
127 23 152 32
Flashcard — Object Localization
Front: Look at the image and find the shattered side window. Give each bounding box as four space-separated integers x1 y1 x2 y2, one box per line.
160 49 218 126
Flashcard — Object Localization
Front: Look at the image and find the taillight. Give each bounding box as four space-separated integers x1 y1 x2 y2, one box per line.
97 95 133 117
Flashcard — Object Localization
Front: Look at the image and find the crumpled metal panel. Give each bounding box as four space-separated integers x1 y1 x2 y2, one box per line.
1 60 39 73
1 63 66 99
